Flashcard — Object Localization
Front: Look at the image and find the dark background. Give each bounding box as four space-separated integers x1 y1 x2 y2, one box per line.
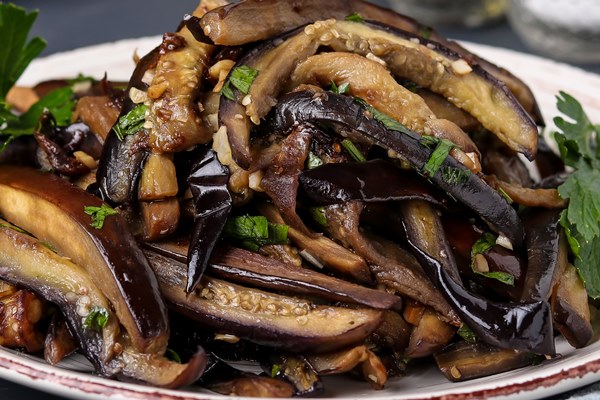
4 0 600 399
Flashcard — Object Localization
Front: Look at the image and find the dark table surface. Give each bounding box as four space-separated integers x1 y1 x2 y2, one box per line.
5 1 600 399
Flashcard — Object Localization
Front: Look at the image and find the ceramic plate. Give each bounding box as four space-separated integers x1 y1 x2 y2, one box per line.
5 37 600 400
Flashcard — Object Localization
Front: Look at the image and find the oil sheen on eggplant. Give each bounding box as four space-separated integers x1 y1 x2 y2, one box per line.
265 88 524 248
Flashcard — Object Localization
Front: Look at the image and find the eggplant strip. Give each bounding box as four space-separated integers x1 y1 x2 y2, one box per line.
323 201 459 324
0 222 208 387
324 21 538 159
0 166 169 354
403 233 554 355
259 203 373 283
290 52 480 172
145 7 215 152
146 250 383 353
200 0 543 125
265 89 525 248
187 148 232 293
261 123 316 235
521 209 568 302
484 175 567 209
299 159 444 206
212 247 401 310
400 200 462 284
0 222 119 371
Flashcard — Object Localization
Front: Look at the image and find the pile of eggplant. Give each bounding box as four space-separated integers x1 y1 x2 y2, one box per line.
0 0 593 396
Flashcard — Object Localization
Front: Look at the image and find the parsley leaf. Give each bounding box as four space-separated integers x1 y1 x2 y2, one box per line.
113 104 147 141
552 92 600 298
441 166 471 184
223 215 288 251
345 12 364 23
457 324 477 343
84 204 118 229
341 139 367 162
330 81 350 95
307 152 324 169
220 65 258 101
83 306 109 331
423 138 455 177
353 97 417 137
0 3 46 99
470 233 515 286
165 348 182 363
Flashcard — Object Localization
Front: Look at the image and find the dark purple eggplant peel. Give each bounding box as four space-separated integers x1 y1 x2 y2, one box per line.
269 88 525 248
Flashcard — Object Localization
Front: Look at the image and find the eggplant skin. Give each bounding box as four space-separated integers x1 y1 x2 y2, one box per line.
265 89 524 249
147 250 383 354
0 166 169 354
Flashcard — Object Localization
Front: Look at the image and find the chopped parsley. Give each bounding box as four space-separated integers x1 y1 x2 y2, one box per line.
166 348 182 363
441 166 471 184
223 215 288 252
457 324 477 343
330 81 350 95
113 104 147 141
84 204 118 229
552 91 600 298
423 138 455 177
83 306 109 331
309 207 328 227
307 152 324 169
345 12 364 23
271 364 282 378
470 232 515 286
353 97 416 137
341 138 367 162
220 65 259 101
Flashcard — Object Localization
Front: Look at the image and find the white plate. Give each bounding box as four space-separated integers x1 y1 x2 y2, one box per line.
6 37 600 400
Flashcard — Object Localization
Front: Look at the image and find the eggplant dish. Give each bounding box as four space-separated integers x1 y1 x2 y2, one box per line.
0 0 595 396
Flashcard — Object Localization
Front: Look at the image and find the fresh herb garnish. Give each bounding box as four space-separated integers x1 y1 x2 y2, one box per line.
0 4 46 99
84 204 118 229
307 152 324 169
223 215 288 251
166 348 182 363
353 97 416 137
220 65 259 101
441 166 471 184
113 104 147 140
83 306 109 331
418 26 433 40
423 138 455 177
497 186 514 204
271 364 282 378
345 12 364 23
470 232 515 286
330 81 350 95
457 324 477 343
0 221 28 234
341 138 367 162
552 91 600 298
309 207 328 227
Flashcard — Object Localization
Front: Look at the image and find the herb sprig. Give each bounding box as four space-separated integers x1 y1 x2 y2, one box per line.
552 91 600 298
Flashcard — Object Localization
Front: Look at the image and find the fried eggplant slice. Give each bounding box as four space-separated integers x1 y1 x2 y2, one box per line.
0 166 169 354
146 250 383 353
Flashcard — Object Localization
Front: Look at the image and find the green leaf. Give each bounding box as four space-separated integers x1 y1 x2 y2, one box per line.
341 139 367 162
553 91 597 161
457 324 477 343
353 97 417 137
223 215 288 251
307 152 324 169
83 306 109 331
471 233 496 258
84 204 118 229
0 3 47 99
330 81 350 95
558 168 600 242
309 207 328 227
574 235 600 299
345 12 364 23
423 138 455 177
165 348 182 363
271 364 281 378
113 104 147 140
440 166 470 184
220 65 259 101
476 270 515 286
